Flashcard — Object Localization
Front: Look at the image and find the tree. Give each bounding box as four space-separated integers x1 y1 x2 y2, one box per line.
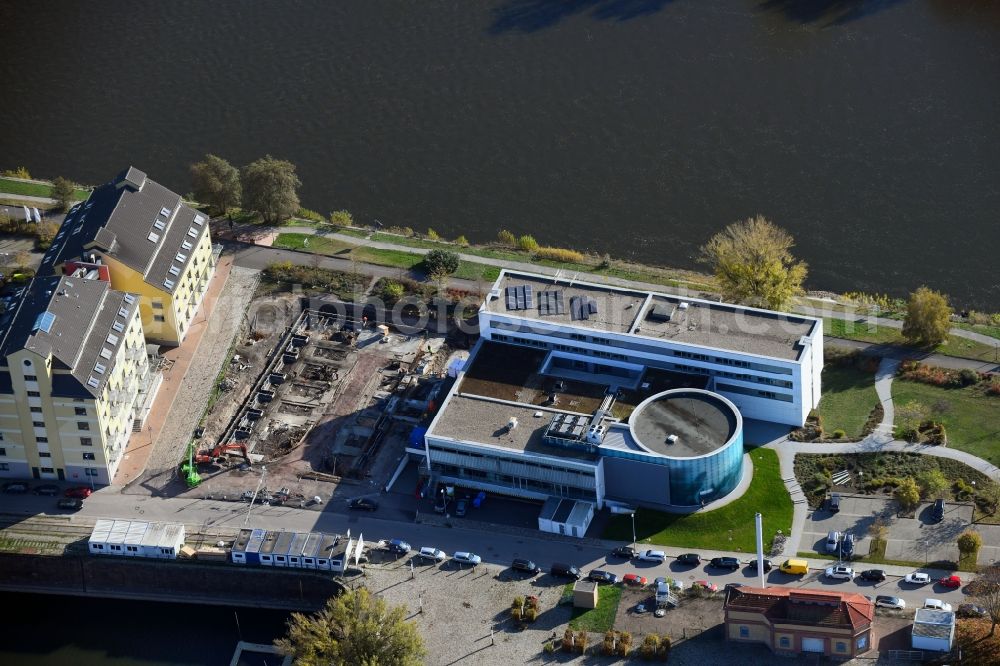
497 229 516 246
916 469 949 499
36 220 59 249
426 228 440 240
699 215 808 310
328 210 353 227
454 235 469 247
895 400 929 441
958 529 983 555
241 155 300 224
380 279 405 303
275 587 425 666
190 154 242 216
51 177 76 212
893 477 920 512
901 287 952 346
517 234 538 252
972 565 1000 636
424 249 459 279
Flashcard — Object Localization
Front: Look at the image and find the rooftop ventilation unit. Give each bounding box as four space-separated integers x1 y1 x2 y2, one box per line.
679 302 690 310
507 417 519 431
666 434 679 445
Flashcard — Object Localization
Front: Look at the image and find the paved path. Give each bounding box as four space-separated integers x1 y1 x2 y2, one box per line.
798 303 1000 348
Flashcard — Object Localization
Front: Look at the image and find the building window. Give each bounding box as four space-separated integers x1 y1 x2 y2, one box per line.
27 391 40 397
856 636 867 650
81 437 93 446
39 452 51 458
152 301 163 309
0 447 5 456
83 452 96 461
78 422 90 431
0 463 8 472
24 374 37 381
154 315 165 322
32 421 45 428
30 406 42 413
836 642 847 653
85 468 99 477
739 626 749 638
37 437 47 443
779 636 790 648
75 407 87 416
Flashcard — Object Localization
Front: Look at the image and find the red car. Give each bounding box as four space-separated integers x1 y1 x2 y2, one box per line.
622 573 648 587
693 580 718 593
939 575 962 589
64 486 93 499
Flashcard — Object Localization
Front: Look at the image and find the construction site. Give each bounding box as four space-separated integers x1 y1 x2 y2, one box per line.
177 293 469 509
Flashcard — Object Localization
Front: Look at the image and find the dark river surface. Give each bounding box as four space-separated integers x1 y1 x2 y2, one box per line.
2 1 999 307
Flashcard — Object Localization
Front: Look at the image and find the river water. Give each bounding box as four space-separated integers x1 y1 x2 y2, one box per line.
2 1 998 307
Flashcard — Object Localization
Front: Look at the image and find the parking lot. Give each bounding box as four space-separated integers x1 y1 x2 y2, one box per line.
803 494 1000 565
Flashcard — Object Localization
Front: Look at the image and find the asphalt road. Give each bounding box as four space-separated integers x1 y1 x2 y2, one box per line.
0 491 974 611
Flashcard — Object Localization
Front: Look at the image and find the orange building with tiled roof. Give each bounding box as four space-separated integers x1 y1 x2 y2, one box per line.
724 586 874 658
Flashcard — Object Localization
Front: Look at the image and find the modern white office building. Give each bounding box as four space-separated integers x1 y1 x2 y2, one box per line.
414 270 822 516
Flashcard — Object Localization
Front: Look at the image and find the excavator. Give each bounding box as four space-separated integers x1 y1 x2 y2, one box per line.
195 442 251 466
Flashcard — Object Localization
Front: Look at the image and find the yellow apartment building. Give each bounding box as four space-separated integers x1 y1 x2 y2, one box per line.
0 276 151 484
40 166 216 346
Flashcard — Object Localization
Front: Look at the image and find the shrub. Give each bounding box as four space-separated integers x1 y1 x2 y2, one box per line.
328 209 353 226
955 479 975 500
523 607 537 622
295 207 324 223
534 246 586 263
454 235 469 247
424 249 460 278
959 368 980 386
575 630 588 654
958 530 982 554
641 634 660 659
517 234 538 252
562 628 574 652
894 477 920 511
36 220 59 250
511 607 522 622
2 166 30 178
386 225 414 237
832 429 846 439
426 228 440 240
511 596 524 610
659 635 671 660
618 630 632 657
543 641 555 654
602 631 616 656
497 229 516 246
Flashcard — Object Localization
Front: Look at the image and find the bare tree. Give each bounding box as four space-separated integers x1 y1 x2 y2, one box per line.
973 565 1000 636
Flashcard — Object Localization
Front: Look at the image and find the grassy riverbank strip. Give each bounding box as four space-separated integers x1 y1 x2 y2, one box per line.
0 177 90 201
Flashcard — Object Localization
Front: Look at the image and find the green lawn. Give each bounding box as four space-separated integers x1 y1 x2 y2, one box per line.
955 322 1000 342
826 318 1000 363
565 583 622 633
272 232 355 255
0 177 90 200
892 380 1000 466
603 448 792 552
816 365 878 439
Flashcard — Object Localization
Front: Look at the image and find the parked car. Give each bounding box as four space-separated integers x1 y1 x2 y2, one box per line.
692 580 718 593
454 498 468 517
676 553 701 566
825 530 841 554
418 547 446 562
710 556 740 570
611 545 636 559
56 498 83 511
64 486 92 499
638 549 666 563
904 572 931 585
828 492 841 513
511 558 541 575
931 498 946 523
824 565 855 581
386 539 411 555
452 551 482 566
348 497 379 511
3 482 29 494
33 484 60 496
747 558 773 573
958 604 987 618
433 495 448 513
923 598 953 612
551 563 581 580
622 573 648 587
654 576 682 590
841 533 856 559
874 595 906 610
939 575 962 589
860 569 886 582
588 569 619 584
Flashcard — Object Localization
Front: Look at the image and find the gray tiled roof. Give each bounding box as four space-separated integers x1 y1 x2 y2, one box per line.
40 167 208 294
0 276 139 398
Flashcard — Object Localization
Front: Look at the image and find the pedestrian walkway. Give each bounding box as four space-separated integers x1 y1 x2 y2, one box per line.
112 257 234 487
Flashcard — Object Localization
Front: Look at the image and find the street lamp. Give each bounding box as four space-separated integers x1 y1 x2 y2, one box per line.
630 512 637 551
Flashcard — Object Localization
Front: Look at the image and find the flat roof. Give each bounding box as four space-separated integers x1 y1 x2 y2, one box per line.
430 393 598 462
630 391 737 458
486 271 818 361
